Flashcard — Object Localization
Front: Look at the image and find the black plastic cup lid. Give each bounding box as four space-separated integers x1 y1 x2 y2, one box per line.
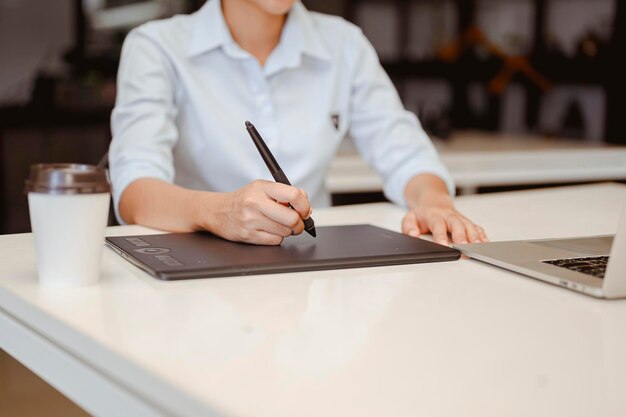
25 163 111 195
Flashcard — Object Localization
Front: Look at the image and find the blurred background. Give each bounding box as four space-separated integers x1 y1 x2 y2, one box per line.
1 0 624 235
0 1 624 415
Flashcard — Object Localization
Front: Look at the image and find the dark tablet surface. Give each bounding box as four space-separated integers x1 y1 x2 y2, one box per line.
105 224 460 280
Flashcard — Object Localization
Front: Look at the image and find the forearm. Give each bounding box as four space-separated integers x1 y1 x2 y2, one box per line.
403 173 453 210
118 178 224 233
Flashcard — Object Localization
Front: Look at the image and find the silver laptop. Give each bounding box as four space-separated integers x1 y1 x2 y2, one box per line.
455 204 626 299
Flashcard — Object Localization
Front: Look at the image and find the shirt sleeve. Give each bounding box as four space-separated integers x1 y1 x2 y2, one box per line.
346 29 455 207
109 29 179 223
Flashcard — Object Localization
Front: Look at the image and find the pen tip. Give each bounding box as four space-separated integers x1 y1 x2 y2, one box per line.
245 120 252 128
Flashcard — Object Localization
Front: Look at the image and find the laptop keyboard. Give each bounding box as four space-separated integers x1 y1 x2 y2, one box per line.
543 256 609 278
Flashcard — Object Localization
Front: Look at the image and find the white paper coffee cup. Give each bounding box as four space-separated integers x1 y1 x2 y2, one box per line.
25 164 111 288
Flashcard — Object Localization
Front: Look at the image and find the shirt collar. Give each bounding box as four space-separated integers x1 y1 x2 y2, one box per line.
285 2 332 63
187 0 331 63
187 0 240 57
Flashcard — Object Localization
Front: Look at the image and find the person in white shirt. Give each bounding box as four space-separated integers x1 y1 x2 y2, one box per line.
109 0 488 246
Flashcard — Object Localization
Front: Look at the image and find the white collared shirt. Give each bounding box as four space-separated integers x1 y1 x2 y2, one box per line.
109 0 454 221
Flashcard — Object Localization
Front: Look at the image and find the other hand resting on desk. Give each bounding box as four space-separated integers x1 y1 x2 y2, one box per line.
401 174 489 246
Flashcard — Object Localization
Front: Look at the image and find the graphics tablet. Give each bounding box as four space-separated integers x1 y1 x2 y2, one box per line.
105 224 460 280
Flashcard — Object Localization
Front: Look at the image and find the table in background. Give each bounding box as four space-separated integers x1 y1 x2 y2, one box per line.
328 131 626 195
1 183 626 417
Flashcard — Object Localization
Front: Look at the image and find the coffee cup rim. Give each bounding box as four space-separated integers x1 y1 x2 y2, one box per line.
25 163 111 195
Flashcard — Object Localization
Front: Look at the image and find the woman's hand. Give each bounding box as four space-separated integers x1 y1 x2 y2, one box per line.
402 174 488 246
119 178 311 245
203 179 312 245
401 194 488 246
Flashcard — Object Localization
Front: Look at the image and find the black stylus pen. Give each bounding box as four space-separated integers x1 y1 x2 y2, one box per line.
245 120 317 238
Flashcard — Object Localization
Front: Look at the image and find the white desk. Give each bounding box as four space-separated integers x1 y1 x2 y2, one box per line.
328 132 626 194
1 183 626 417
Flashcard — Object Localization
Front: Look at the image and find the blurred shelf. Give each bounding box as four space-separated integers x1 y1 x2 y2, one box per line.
382 53 612 85
327 131 626 195
0 107 112 128
531 54 613 85
382 58 502 81
349 0 623 142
